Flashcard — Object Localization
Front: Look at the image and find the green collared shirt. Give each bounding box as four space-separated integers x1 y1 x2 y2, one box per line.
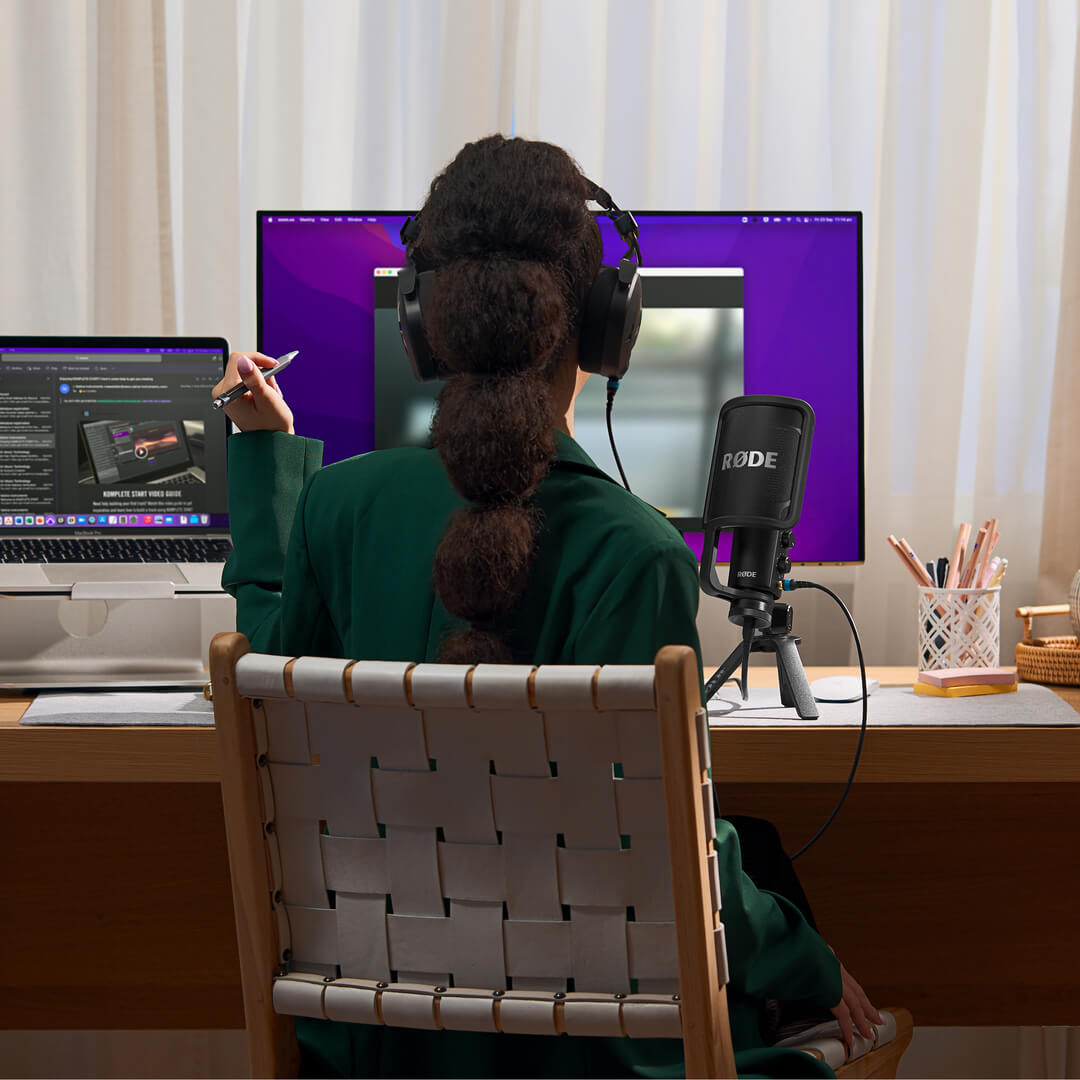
222 429 840 1078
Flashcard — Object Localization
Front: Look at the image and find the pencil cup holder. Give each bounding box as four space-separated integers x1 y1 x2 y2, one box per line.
917 587 1001 671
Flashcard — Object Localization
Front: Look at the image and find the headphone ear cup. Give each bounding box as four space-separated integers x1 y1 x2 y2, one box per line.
397 267 441 381
578 264 642 380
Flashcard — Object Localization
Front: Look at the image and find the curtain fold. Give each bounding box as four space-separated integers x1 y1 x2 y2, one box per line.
1038 12 1080 614
0 0 93 331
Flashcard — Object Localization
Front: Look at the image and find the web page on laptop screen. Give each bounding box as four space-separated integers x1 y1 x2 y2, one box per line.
0 347 228 531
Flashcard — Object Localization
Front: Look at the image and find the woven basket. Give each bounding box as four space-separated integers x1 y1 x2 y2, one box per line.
1015 577 1080 686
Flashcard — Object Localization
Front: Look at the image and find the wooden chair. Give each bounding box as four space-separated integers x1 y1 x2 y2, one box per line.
210 632 911 1078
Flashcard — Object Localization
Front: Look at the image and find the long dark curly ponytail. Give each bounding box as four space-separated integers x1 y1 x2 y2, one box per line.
413 136 602 662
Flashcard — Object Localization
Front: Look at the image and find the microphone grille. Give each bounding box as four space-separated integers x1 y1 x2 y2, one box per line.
702 397 814 530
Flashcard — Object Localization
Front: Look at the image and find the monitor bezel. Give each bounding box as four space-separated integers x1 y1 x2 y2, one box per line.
256 211 865 565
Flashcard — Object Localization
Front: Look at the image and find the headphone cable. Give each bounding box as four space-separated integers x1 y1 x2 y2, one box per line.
606 378 631 491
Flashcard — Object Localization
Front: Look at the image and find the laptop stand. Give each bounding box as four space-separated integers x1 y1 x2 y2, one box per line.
0 593 235 689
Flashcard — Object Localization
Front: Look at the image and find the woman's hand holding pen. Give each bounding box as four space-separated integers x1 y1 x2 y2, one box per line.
213 351 294 434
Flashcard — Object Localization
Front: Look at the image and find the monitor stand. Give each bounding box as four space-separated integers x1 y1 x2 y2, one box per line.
704 603 819 720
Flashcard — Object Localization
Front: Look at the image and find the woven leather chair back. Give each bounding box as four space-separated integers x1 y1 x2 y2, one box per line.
211 634 734 1078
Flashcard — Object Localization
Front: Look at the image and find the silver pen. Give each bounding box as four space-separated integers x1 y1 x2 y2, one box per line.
211 351 298 411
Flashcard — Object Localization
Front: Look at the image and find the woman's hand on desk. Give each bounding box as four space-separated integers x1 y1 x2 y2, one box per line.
831 960 885 1053
214 352 295 434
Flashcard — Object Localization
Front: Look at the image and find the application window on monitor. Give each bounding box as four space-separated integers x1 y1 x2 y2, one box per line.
372 267 743 526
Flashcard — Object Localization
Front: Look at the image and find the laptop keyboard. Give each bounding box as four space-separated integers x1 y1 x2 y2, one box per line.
0 536 234 563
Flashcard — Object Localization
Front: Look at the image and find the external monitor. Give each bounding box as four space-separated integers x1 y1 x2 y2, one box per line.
258 212 863 564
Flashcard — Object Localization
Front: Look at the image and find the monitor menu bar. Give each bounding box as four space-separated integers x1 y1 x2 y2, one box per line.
262 213 858 226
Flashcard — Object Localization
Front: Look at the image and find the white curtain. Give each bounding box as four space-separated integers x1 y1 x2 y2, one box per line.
0 0 1077 671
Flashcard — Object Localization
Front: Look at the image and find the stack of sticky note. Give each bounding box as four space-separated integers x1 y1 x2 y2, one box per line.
914 667 1018 697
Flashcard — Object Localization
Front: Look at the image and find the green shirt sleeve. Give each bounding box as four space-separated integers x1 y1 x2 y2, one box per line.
716 819 842 1009
221 430 337 656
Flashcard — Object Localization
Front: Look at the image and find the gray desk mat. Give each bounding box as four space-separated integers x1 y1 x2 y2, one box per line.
20 690 214 726
20 682 1077 729
707 682 1079 727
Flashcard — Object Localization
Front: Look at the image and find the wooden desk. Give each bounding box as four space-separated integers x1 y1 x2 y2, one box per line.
0 696 241 1029
2 670 1078 1029
712 666 1080 1027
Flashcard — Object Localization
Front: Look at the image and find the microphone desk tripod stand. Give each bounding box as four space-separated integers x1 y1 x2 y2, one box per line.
704 602 819 720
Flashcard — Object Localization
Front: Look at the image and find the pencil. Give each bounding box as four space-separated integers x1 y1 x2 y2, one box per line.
945 523 970 589
896 536 937 587
976 521 1000 588
887 534 929 585
960 526 988 588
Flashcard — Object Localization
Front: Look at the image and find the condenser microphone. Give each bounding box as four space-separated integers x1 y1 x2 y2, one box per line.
699 396 816 716
699 395 815 619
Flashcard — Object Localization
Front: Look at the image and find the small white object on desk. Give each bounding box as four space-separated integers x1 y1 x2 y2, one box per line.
810 675 879 702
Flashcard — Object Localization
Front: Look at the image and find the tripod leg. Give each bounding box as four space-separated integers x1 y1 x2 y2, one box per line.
773 635 819 720
704 641 750 702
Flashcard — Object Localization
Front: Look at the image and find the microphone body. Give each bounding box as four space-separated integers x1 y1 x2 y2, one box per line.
699 395 815 626
727 526 784 627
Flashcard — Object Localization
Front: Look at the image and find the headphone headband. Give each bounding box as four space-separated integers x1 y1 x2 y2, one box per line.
399 179 641 266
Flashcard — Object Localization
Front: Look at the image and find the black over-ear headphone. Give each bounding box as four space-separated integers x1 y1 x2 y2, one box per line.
397 180 643 383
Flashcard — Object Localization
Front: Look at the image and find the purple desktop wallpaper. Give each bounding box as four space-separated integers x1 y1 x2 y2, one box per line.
259 213 863 563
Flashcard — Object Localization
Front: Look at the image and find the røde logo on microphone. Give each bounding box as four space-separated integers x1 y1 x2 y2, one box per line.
720 450 779 470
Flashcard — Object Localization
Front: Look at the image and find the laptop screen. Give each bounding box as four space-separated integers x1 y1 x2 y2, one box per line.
0 339 229 532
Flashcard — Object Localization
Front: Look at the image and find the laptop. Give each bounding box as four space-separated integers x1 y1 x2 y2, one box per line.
0 336 232 597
